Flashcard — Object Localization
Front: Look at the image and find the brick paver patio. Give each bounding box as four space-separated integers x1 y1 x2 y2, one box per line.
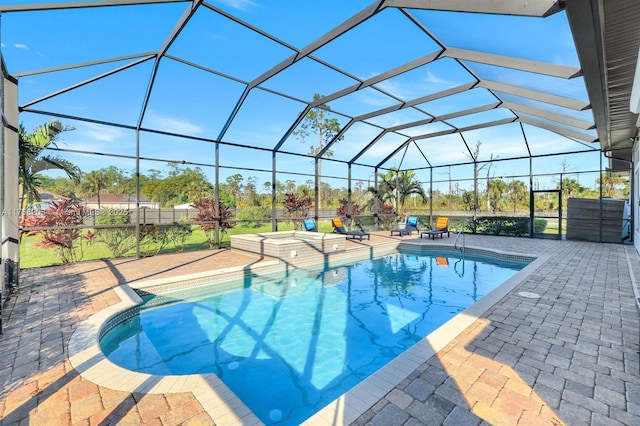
1 234 639 425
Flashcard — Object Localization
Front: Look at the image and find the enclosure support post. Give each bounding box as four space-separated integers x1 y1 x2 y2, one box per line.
395 169 399 221
559 173 563 238
1 67 19 305
599 152 603 243
272 152 277 231
347 165 352 229
135 130 140 257
214 140 220 247
529 156 534 237
0 60 4 334
314 158 320 222
429 167 433 227
374 167 379 231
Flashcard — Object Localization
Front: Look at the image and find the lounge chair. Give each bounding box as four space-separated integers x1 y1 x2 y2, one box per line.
391 216 419 237
420 217 450 239
303 218 318 232
331 217 370 241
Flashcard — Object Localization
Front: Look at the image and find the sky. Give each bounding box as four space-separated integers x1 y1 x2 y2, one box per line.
0 0 605 194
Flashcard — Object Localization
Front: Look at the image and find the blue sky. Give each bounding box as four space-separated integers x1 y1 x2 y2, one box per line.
1 0 603 193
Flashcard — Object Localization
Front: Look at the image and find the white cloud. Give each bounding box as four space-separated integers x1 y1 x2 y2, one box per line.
144 111 204 135
78 123 124 142
421 69 456 86
14 43 29 50
214 0 259 11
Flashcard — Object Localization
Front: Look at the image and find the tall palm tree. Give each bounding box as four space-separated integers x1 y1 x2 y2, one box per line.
19 121 79 213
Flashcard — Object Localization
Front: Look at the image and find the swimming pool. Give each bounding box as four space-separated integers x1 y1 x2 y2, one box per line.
100 249 529 425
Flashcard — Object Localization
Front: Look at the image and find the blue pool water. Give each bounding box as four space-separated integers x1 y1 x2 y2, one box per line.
101 249 528 424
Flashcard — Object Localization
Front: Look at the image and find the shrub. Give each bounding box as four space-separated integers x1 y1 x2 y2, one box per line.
192 198 235 248
167 221 193 252
20 199 87 263
283 190 313 230
336 199 364 229
94 210 136 258
139 223 171 256
469 216 532 237
235 206 270 228
533 218 548 233
377 204 396 230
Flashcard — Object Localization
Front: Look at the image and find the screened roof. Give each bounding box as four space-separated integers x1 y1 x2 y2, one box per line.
1 0 639 173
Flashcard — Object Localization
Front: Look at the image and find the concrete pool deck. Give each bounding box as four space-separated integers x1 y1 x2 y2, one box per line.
1 233 639 425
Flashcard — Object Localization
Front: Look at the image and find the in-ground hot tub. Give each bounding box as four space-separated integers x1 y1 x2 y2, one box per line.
230 231 346 264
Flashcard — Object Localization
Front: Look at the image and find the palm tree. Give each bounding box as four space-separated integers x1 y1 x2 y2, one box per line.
367 168 427 217
508 180 528 214
19 121 79 213
83 170 106 209
393 169 428 214
597 173 627 198
365 173 396 213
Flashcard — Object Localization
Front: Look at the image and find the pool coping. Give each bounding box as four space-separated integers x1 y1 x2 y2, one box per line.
67 243 549 426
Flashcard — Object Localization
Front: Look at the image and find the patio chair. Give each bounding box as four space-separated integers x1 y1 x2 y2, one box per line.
303 218 318 232
391 216 419 236
420 217 450 239
331 217 370 241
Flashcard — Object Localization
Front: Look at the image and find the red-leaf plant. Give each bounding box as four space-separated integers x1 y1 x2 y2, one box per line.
283 190 313 230
378 204 396 230
336 198 364 229
192 198 235 248
21 199 87 263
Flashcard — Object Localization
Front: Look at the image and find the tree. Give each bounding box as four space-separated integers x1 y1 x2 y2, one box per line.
508 180 528 214
487 178 508 212
115 170 137 208
463 141 499 214
142 165 213 207
558 178 584 207
283 189 313 229
597 173 628 198
370 168 427 217
366 175 393 214
392 169 427 215
18 121 79 213
47 176 78 200
192 197 234 249
293 93 343 209
484 154 498 211
465 141 482 216
80 170 106 208
225 174 244 207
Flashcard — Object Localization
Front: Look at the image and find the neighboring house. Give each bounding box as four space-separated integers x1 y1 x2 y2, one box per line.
83 194 158 210
24 190 69 212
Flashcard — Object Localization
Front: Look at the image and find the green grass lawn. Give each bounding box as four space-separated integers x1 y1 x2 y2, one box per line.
20 229 208 269
20 220 336 269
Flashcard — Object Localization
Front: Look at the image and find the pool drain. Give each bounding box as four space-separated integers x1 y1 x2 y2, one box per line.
518 291 541 299
269 409 282 422
228 361 239 370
